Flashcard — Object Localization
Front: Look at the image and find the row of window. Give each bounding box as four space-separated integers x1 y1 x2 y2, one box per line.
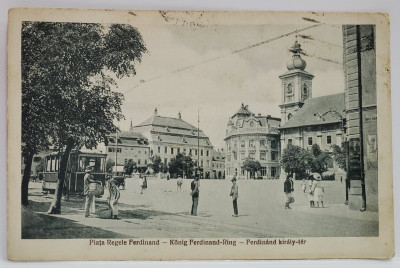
286 135 333 146
109 138 148 145
227 139 278 151
285 83 309 103
226 151 278 162
124 158 147 166
212 163 224 169
108 147 148 154
157 146 210 157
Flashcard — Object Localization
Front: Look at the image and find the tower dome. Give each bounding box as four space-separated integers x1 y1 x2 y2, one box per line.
286 40 307 71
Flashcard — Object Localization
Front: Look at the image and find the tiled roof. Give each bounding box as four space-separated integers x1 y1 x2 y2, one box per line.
107 131 148 147
150 133 212 147
135 115 198 130
280 93 345 129
117 131 146 139
256 116 281 128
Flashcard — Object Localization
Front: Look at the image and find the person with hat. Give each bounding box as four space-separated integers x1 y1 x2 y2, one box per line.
190 176 200 216
230 176 239 217
108 178 121 219
284 174 294 209
311 174 324 208
84 167 100 217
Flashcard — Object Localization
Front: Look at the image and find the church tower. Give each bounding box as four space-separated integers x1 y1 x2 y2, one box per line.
279 39 314 125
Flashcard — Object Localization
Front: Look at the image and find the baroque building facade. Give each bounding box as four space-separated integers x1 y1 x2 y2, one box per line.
132 108 214 178
224 104 281 179
278 40 345 174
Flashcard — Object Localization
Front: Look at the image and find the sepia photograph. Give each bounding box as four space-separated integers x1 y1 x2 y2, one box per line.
7 9 393 260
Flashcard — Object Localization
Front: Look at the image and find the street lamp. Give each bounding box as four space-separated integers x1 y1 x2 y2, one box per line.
314 106 348 205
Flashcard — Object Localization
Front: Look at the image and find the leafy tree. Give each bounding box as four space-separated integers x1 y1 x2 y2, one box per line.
21 24 53 204
241 157 262 179
331 144 347 171
309 144 332 177
160 163 168 174
281 145 312 180
124 159 136 175
106 158 115 173
168 153 195 177
22 22 147 213
150 155 162 173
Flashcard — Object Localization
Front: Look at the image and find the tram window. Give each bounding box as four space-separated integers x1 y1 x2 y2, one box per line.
51 157 56 172
46 157 51 171
78 156 105 172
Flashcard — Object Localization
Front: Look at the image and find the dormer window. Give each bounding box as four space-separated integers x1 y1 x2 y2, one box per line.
250 121 254 127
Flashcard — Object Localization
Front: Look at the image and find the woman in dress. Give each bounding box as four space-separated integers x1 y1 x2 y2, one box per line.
108 179 121 219
312 174 324 208
308 175 314 208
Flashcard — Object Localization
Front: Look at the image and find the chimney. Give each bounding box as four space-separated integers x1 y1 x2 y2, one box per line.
258 113 261 116
154 107 158 115
178 112 181 119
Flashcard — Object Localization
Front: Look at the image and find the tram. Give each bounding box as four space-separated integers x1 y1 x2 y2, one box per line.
42 150 107 195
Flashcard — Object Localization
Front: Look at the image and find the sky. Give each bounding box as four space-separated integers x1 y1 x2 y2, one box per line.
113 23 345 149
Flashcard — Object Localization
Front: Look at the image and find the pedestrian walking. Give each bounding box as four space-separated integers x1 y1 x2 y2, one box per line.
84 167 100 217
190 177 200 216
177 175 183 190
230 176 239 217
284 175 294 209
308 175 315 208
108 179 121 219
301 179 307 193
312 174 324 208
140 176 147 194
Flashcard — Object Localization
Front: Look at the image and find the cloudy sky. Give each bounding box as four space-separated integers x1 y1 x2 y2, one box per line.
114 23 344 148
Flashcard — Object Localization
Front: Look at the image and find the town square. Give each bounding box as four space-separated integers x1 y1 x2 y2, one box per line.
18 16 379 239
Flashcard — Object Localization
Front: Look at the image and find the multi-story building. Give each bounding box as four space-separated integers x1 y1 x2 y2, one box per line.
211 149 225 179
132 108 214 178
278 40 345 173
224 104 281 179
103 131 150 172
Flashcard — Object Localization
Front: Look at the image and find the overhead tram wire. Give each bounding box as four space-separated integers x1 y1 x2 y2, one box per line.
123 23 322 95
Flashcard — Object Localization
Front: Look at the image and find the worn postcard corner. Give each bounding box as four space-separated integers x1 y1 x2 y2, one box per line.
7 8 393 261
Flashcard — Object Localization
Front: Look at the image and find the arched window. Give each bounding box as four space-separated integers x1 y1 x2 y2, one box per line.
250 121 254 127
286 84 293 102
302 84 308 101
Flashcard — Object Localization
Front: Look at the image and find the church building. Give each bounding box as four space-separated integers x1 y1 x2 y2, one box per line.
279 40 345 171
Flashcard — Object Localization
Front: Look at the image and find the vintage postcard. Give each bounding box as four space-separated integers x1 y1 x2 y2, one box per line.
7 8 393 260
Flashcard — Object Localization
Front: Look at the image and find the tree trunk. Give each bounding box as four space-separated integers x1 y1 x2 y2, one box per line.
48 139 74 214
21 151 34 206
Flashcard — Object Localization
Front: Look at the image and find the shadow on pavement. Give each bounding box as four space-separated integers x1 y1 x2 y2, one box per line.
21 206 128 239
